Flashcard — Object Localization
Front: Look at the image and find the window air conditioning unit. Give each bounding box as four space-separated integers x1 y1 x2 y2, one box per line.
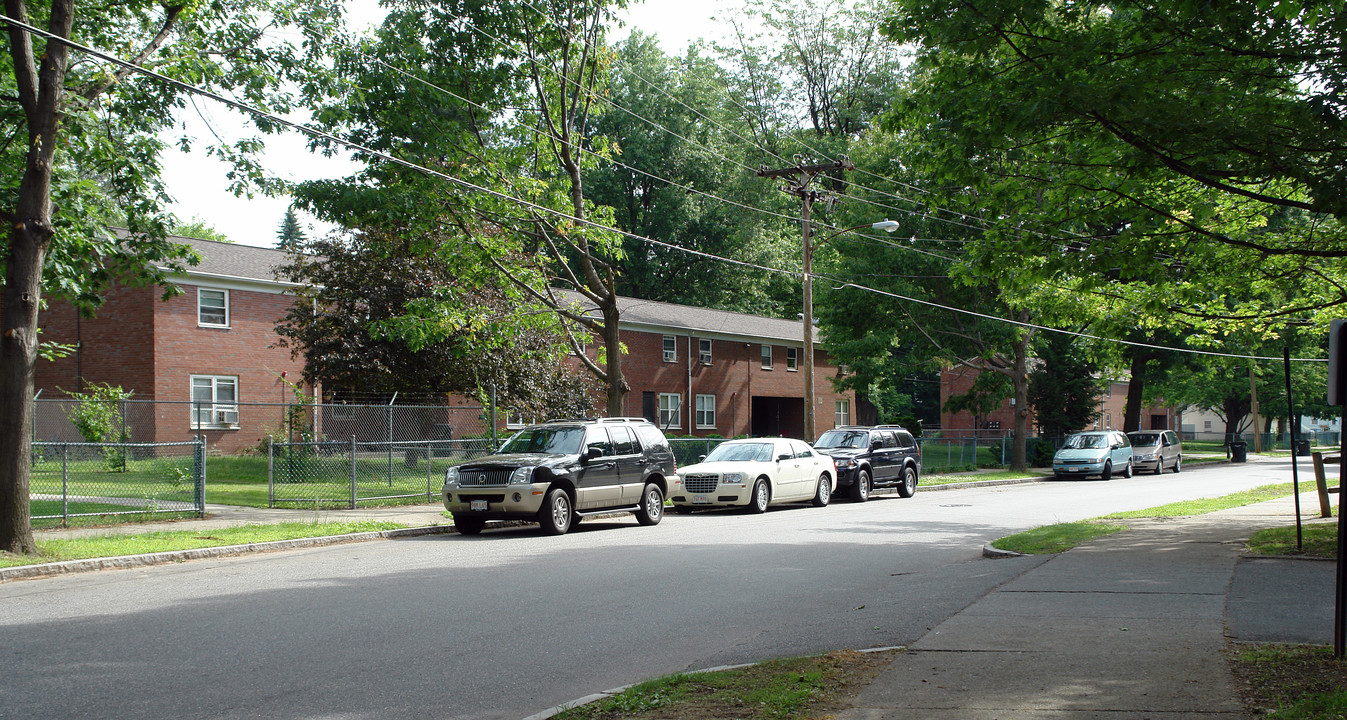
215 408 240 426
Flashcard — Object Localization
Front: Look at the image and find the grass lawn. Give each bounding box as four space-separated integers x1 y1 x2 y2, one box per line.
921 470 1042 486
0 520 408 569
1229 644 1347 720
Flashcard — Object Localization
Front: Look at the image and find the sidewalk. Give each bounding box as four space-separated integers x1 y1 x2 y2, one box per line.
836 497 1334 719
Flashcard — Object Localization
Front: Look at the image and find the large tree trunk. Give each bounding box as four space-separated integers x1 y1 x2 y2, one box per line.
1122 351 1148 432
1 0 74 555
599 295 627 416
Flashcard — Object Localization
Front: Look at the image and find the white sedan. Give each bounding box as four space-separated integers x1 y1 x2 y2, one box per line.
670 438 836 513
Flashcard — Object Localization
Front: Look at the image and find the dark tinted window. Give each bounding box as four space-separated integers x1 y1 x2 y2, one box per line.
879 431 898 449
633 424 670 454
586 428 614 457
895 431 916 449
610 426 638 455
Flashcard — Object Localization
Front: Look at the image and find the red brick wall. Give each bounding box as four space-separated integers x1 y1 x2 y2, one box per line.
153 284 308 452
36 284 157 397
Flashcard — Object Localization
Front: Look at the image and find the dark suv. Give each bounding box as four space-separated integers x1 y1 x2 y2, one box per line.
812 425 922 502
442 418 679 536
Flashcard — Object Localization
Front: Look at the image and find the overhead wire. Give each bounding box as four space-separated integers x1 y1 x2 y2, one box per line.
0 13 1323 364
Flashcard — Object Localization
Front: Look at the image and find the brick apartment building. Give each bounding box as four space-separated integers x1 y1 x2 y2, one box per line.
36 236 854 452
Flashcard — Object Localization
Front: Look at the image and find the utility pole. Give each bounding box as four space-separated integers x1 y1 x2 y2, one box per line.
757 157 854 441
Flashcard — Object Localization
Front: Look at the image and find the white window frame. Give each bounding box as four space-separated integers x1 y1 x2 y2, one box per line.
761 344 773 369
191 375 239 428
695 394 716 429
198 288 229 328
662 335 677 363
786 347 798 371
699 338 712 365
658 392 681 429
835 399 851 428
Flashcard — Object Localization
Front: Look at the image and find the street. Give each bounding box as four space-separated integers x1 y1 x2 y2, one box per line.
0 457 1303 720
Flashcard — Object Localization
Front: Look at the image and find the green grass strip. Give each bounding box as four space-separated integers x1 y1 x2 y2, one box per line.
0 520 407 569
1247 523 1338 559
992 482 1298 555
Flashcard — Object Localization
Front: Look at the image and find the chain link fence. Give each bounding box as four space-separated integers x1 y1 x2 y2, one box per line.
268 438 498 508
30 440 204 527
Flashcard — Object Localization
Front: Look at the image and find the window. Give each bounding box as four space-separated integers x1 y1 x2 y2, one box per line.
695 394 716 429
786 347 798 371
699 338 712 365
585 428 614 457
610 426 638 455
761 344 773 369
198 288 229 327
663 335 677 363
835 399 851 427
658 393 681 429
505 411 538 429
191 375 238 428
1203 420 1212 431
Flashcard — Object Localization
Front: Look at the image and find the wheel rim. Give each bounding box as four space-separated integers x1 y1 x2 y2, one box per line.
859 472 869 499
645 488 662 519
755 483 768 510
905 469 915 493
819 475 830 503
552 493 570 528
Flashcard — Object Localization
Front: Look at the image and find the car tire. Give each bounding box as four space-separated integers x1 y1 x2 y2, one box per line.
1100 460 1113 481
453 514 484 536
850 469 871 503
538 487 574 535
1122 459 1132 478
1173 455 1182 473
1155 459 1164 475
635 483 664 526
896 465 918 498
746 479 770 514
812 473 831 507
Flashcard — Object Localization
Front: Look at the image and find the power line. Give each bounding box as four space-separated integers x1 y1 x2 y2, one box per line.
2 14 1324 366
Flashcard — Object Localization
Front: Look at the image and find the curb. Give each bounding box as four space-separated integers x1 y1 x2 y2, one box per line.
0 524 456 583
981 542 1025 559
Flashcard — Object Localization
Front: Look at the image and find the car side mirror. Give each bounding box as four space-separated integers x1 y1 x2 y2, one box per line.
582 446 602 463
871 440 882 450
777 453 791 462
698 454 706 462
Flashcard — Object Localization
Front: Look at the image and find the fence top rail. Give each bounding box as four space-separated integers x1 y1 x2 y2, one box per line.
32 440 204 448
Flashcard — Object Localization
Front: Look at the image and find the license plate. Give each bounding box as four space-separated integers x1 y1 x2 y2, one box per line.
692 496 712 505
1068 467 1084 473
470 499 489 511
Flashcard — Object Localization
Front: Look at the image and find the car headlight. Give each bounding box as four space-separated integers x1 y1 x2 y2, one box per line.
722 472 746 484
444 466 460 487
835 458 855 468
510 467 534 485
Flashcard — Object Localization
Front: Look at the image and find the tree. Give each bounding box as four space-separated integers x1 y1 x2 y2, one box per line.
1028 332 1102 440
275 207 305 251
172 217 230 243
275 227 598 417
0 0 341 555
882 0 1347 335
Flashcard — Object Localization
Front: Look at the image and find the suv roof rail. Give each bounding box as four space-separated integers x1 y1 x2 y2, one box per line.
598 416 651 424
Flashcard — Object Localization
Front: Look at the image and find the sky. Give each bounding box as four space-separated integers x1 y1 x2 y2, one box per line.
161 0 733 248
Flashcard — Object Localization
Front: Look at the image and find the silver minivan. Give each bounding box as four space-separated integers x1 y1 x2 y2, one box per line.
1127 430 1182 474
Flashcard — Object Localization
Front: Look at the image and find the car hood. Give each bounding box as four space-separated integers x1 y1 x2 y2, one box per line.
1054 448 1108 462
679 460 772 476
459 452 572 470
814 447 864 459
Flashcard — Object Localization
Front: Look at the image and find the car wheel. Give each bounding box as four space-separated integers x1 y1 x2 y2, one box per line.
1100 460 1113 481
850 469 871 503
1155 458 1164 475
1173 455 1182 473
812 473 831 507
1122 459 1132 478
746 479 770 514
636 483 664 526
453 514 484 536
896 465 918 498
538 487 574 535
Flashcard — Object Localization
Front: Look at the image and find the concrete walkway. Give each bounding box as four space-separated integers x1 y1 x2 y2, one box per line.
837 499 1334 719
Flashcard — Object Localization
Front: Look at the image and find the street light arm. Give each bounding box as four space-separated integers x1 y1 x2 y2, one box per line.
811 219 899 251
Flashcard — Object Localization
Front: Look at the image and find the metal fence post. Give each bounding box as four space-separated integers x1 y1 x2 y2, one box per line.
194 439 205 516
350 435 358 510
426 439 434 502
267 435 275 507
61 442 69 527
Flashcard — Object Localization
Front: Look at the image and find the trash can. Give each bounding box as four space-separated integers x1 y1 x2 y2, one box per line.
1295 439 1311 457
1230 441 1248 463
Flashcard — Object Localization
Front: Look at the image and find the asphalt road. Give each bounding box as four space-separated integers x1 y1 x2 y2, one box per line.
0 457 1301 720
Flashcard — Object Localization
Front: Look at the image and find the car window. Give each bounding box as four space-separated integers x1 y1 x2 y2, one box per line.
880 431 898 449
585 428 615 457
1064 434 1107 449
1130 432 1160 446
704 442 773 463
792 441 813 459
609 426 638 455
895 432 915 449
500 426 584 455
633 425 670 454
815 429 868 449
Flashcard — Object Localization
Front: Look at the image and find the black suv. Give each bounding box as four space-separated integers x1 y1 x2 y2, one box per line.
442 418 679 536
812 425 922 502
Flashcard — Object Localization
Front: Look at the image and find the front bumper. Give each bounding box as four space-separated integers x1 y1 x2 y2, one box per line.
443 481 549 518
670 478 753 508
1053 461 1105 476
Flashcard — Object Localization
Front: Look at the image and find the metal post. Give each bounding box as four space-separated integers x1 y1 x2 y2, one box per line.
350 435 358 510
490 384 498 449
61 442 69 528
427 439 434 501
267 435 275 507
387 393 396 488
1285 347 1303 550
194 439 205 517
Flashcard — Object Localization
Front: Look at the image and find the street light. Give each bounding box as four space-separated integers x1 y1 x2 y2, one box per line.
801 219 899 441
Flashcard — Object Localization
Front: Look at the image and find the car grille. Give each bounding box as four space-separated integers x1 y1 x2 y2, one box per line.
1059 460 1092 465
684 473 719 494
458 469 513 487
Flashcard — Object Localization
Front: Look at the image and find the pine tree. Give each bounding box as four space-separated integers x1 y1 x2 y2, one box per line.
276 207 306 251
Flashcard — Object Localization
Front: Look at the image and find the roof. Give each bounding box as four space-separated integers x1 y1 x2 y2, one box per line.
141 232 808 344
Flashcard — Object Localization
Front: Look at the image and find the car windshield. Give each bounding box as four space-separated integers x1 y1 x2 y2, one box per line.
814 430 868 449
703 442 774 463
1130 433 1160 446
499 427 585 455
1064 434 1108 450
